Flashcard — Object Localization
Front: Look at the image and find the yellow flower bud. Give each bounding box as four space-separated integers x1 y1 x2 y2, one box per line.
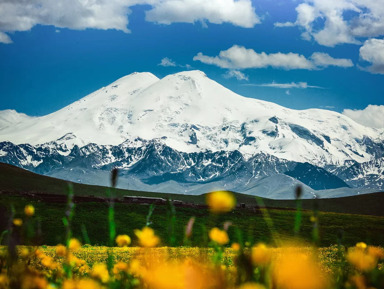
24 204 35 217
91 263 110 283
231 242 241 251
68 238 81 251
356 242 367 250
209 227 229 245
13 218 22 226
251 243 271 266
115 234 131 247
206 191 236 214
55 244 67 257
134 227 160 248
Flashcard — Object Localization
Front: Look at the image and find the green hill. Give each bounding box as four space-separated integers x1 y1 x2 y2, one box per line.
1 163 384 247
1 162 383 216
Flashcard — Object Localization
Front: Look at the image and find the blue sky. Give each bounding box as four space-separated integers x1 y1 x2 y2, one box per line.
0 0 383 127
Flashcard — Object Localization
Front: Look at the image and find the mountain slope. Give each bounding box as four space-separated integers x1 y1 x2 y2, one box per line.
0 70 383 197
0 71 382 166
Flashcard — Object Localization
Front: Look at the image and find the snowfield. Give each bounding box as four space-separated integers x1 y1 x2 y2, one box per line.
0 71 383 198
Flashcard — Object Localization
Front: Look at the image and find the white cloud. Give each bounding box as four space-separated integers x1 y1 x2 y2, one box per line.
321 105 336 109
251 81 322 89
0 32 12 44
359 38 384 74
145 0 260 28
223 70 248 81
158 57 193 69
276 0 384 47
342 105 384 128
0 0 260 43
193 45 353 70
310 52 354 68
0 0 133 43
159 57 177 67
193 45 314 70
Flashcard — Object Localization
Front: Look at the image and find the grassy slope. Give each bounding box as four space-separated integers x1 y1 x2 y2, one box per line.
1 193 383 247
1 162 383 216
1 163 384 247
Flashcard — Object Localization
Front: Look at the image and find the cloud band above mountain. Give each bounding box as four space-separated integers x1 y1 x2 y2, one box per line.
193 45 353 70
245 81 322 89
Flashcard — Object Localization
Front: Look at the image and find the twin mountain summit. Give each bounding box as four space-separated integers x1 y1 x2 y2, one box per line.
0 71 383 199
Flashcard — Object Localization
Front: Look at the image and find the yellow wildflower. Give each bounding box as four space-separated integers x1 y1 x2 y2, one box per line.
356 242 367 250
91 263 110 283
347 247 377 272
310 215 317 223
129 259 143 276
237 282 266 289
41 255 55 269
35 248 44 258
139 259 220 289
368 246 384 259
115 234 131 247
0 274 9 288
272 249 328 289
350 275 367 289
19 247 30 258
63 279 102 289
209 227 229 245
206 191 236 213
13 218 23 226
113 262 129 275
68 238 81 251
79 264 90 275
251 243 271 266
134 227 160 247
24 204 35 217
68 253 85 267
231 242 241 251
21 275 48 289
55 244 67 257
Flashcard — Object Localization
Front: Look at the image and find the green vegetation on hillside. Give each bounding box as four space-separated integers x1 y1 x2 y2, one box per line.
1 162 384 247
1 193 383 247
1 162 384 216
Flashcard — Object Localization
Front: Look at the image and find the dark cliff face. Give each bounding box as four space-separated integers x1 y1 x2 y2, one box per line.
0 138 372 193
285 162 350 190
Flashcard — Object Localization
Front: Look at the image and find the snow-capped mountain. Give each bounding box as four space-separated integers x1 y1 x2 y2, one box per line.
0 71 383 198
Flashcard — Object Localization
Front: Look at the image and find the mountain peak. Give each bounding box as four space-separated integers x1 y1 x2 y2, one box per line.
110 72 159 87
0 71 381 168
172 70 207 78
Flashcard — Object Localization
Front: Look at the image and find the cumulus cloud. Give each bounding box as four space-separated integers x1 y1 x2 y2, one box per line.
250 81 322 89
342 105 384 129
310 52 354 68
159 57 177 67
0 0 260 44
0 0 133 43
223 70 248 81
146 0 260 28
275 0 384 47
193 45 353 70
193 45 314 70
359 38 384 74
